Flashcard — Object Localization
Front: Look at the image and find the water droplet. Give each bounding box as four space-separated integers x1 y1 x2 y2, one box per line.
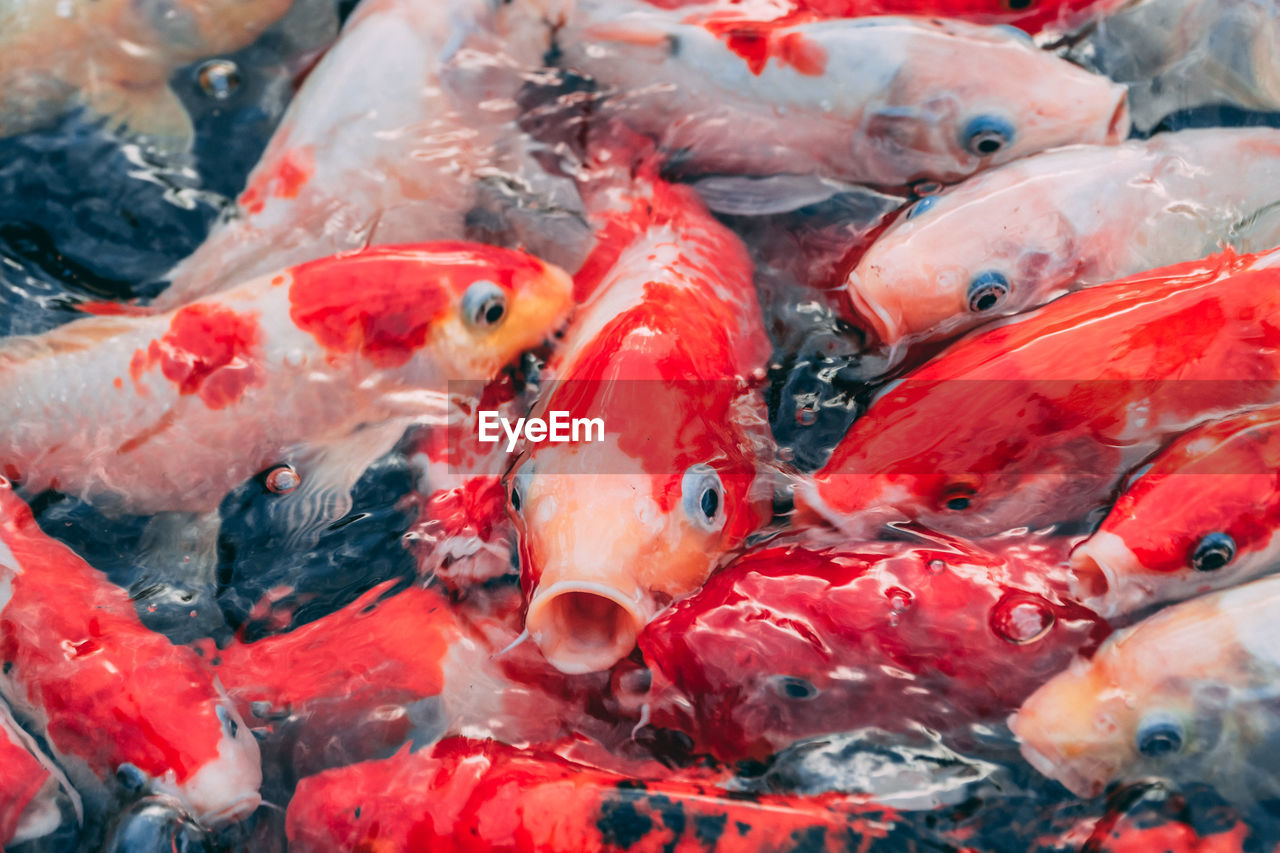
795 407 818 426
265 465 301 494
990 595 1054 645
927 559 945 574
886 586 913 613
197 59 241 101
777 446 796 462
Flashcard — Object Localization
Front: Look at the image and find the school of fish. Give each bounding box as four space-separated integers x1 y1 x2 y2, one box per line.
6 0 1280 848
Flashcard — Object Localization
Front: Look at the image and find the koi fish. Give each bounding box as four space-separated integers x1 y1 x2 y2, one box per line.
640 536 1106 761
0 481 261 825
207 579 620 777
1069 406 1280 618
1068 0 1280 133
157 0 577 307
0 699 75 847
846 128 1280 356
0 0 318 150
1012 573 1280 802
554 4 1129 188
641 0 1127 36
1 243 571 529
285 736 912 852
506 140 775 676
798 249 1280 541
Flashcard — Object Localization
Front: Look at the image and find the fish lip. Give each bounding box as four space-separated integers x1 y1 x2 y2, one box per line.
526 580 648 675
844 269 902 351
1013 723 1108 800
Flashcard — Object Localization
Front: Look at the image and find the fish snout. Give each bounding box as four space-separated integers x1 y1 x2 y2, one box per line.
526 579 651 675
1068 530 1142 618
845 267 904 349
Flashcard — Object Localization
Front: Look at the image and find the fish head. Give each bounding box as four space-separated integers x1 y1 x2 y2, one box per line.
509 437 770 675
869 20 1128 184
1012 651 1225 799
1070 426 1280 616
149 698 262 827
287 242 573 380
847 179 1083 348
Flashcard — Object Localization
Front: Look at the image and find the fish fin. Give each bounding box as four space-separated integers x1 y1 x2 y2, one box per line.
86 83 195 155
271 420 414 547
583 19 675 48
0 317 139 366
1225 200 1280 254
691 174 905 218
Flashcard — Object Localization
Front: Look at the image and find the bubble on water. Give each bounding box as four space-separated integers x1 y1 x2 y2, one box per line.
777 446 796 462
990 595 1054 645
796 406 818 426
265 464 301 494
197 60 242 101
887 586 914 614
927 559 945 574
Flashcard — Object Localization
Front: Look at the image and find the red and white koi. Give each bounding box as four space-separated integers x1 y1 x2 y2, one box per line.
2 244 571 538
506 137 775 675
158 0 574 307
555 3 1129 187
1070 405 1280 618
847 128 1280 356
0 482 261 825
799 248 1280 541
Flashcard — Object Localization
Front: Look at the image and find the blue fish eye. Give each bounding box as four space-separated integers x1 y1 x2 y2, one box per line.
962 115 1016 157
967 271 1011 313
1136 713 1185 757
906 195 939 220
1191 532 1235 572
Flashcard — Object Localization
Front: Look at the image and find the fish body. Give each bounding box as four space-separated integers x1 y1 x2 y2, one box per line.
2 243 571 519
801 249 1280 540
1070 405 1280 618
1070 0 1280 132
1012 573 1280 802
640 537 1106 761
285 736 908 852
641 0 1127 35
507 148 775 675
848 128 1280 353
555 5 1128 186
0 482 261 825
0 0 301 147
158 0 573 307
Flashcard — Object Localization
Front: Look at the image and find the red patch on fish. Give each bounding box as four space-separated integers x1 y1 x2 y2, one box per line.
697 14 827 76
239 146 315 215
131 304 264 409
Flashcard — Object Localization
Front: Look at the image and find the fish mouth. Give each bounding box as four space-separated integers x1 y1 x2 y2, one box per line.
844 269 902 350
198 792 262 826
1068 530 1142 618
1011 715 1109 799
526 581 647 675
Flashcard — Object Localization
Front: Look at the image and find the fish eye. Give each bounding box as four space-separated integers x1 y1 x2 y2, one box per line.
263 464 300 495
681 464 725 533
905 196 939 220
509 466 533 514
770 675 819 700
962 115 1015 157
940 480 977 511
1191 532 1235 572
967 271 1011 313
216 704 239 738
1136 713 1185 757
462 280 507 330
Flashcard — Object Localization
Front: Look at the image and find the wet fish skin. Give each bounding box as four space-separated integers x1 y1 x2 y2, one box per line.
1012 573 1280 803
847 128 1280 356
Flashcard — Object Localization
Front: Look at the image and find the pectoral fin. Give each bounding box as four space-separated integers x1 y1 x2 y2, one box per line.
85 82 195 154
270 419 414 547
